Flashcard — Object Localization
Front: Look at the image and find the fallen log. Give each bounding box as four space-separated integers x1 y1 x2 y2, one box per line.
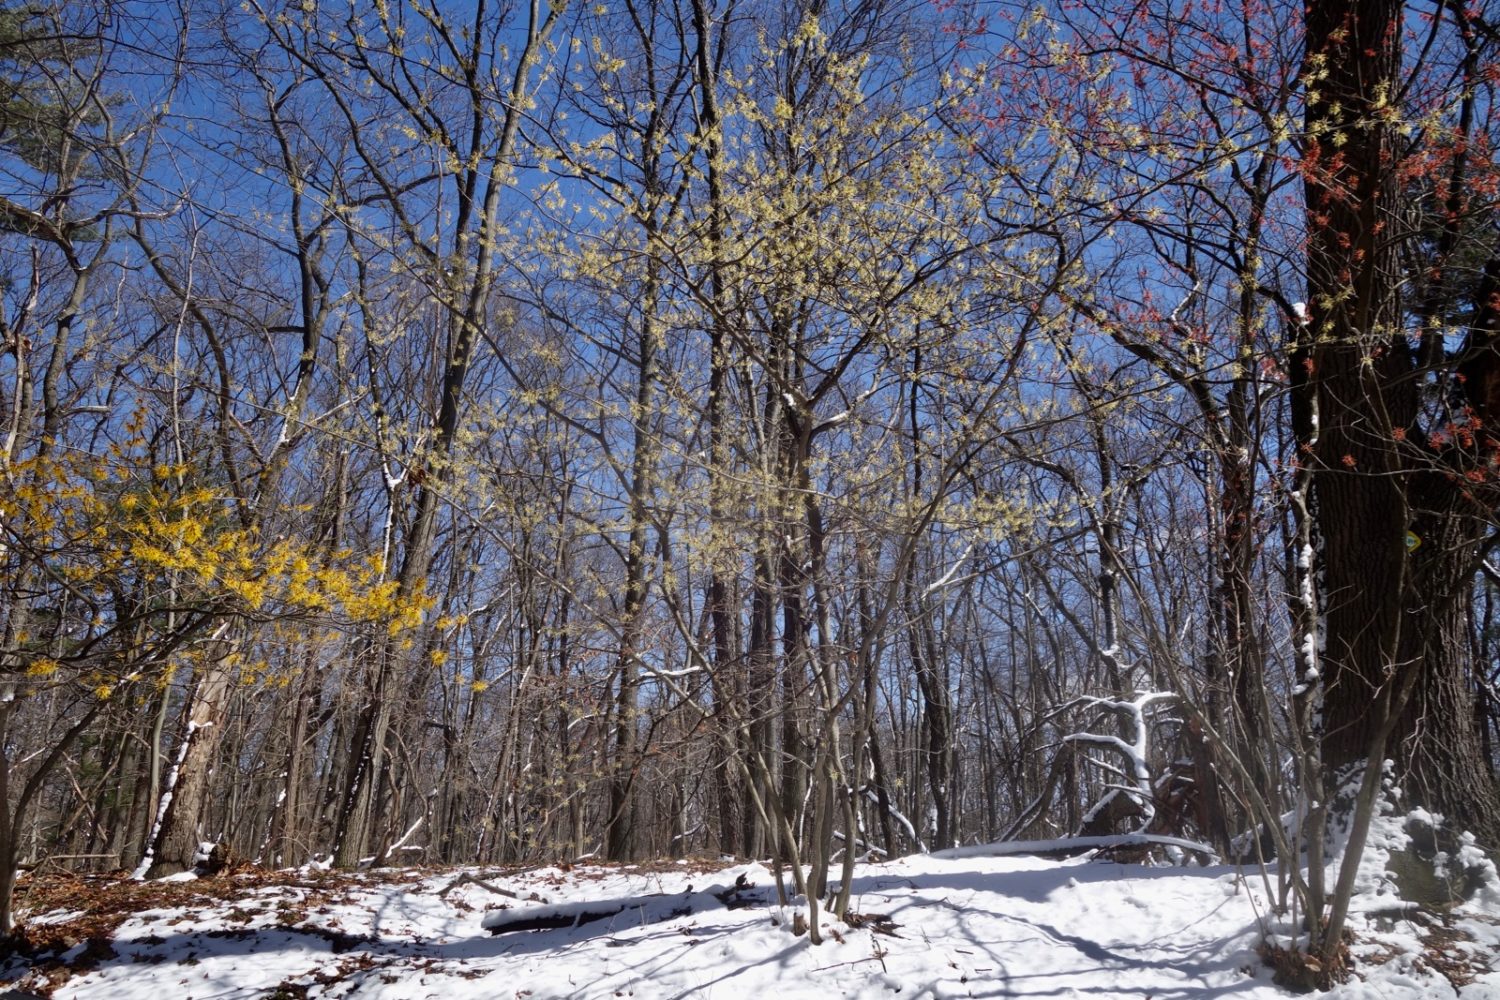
931 833 1219 864
482 873 761 935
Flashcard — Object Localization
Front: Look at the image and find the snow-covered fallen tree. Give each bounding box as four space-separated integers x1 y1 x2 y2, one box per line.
481 872 764 935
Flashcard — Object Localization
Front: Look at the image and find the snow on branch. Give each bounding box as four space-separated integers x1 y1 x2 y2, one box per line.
1062 690 1178 835
933 833 1217 863
922 542 976 600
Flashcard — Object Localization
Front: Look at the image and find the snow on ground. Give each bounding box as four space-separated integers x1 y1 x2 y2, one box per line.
4 845 1497 999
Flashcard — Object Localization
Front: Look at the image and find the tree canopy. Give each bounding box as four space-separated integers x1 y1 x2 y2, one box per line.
1 0 1497 981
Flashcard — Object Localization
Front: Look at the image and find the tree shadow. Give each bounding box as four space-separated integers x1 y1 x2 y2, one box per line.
6 858 1278 999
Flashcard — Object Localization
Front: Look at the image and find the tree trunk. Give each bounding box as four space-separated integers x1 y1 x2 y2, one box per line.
692 0 742 861
145 642 236 878
1303 0 1500 850
606 269 660 862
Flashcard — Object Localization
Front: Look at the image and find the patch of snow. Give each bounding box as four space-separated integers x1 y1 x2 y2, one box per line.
28 908 87 925
19 813 1498 1000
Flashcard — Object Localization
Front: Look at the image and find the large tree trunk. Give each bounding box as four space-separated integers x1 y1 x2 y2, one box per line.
1397 493 1500 846
1302 0 1500 850
144 637 236 878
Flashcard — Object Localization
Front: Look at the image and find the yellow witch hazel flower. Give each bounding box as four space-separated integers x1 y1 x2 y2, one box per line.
26 658 59 678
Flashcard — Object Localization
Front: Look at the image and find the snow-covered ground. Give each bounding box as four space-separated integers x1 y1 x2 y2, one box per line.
5 837 1499 1000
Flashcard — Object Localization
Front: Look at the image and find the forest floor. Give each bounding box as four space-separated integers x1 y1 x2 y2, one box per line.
2 834 1499 999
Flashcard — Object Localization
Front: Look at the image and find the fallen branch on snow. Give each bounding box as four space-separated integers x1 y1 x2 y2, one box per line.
482 873 762 935
439 871 549 903
932 833 1218 863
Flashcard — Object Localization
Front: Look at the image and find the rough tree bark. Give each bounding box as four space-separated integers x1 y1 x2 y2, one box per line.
1301 0 1500 850
143 633 236 878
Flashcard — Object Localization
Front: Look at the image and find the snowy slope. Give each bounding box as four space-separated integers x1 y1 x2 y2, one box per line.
4 847 1497 999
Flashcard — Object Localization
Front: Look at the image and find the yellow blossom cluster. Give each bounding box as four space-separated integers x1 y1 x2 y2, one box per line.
2 449 429 661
